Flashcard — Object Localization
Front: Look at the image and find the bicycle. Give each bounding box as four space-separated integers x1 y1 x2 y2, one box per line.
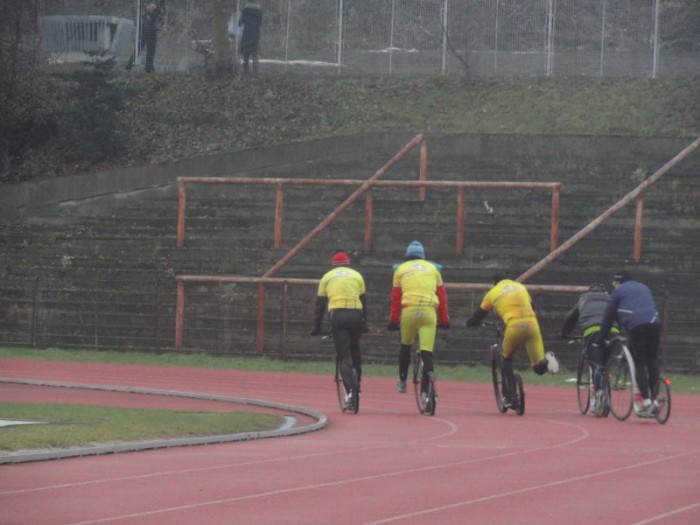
570 337 610 418
481 322 525 416
606 335 671 424
322 335 360 414
411 347 437 416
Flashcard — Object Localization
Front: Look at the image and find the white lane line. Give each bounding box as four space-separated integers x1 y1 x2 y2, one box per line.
630 502 700 525
363 451 700 525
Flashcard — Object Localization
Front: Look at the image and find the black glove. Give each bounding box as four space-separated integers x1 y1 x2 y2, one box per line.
438 323 450 329
362 323 370 333
466 318 480 328
559 333 569 340
386 322 399 332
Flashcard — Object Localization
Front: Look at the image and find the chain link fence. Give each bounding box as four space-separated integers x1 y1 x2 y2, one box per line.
37 0 699 77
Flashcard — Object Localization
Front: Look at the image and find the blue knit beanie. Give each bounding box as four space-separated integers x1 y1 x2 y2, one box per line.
405 241 425 259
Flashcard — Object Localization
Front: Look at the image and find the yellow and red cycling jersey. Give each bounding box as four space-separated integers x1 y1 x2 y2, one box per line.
317 266 366 311
481 279 535 325
389 259 449 325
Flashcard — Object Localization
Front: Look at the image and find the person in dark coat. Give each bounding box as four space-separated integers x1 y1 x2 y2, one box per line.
560 283 619 416
126 2 164 73
239 2 262 74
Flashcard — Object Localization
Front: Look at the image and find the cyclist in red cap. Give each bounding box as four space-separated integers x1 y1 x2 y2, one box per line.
311 252 368 406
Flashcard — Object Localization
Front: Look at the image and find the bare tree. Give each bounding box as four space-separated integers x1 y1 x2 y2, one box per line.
0 0 46 182
211 0 236 76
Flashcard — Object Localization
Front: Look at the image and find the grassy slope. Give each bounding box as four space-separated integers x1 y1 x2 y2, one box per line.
16 72 700 181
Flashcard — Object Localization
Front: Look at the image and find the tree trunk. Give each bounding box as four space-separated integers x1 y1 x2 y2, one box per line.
211 0 235 76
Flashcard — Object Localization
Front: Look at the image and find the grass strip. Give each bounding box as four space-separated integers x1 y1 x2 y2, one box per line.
0 402 279 452
1 346 698 394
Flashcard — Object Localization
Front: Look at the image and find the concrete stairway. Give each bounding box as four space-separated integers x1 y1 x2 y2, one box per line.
1 134 698 372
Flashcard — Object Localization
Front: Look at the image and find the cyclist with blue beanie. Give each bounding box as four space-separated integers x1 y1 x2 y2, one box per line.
597 270 662 417
387 241 450 400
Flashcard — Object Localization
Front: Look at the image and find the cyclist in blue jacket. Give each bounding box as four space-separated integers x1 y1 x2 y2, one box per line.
597 270 662 417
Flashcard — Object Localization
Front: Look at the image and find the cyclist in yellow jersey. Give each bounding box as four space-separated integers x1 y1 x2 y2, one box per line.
387 241 450 396
311 252 368 398
467 273 559 388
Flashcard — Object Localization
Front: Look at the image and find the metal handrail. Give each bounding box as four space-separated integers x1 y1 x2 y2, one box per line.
518 136 700 283
174 136 700 352
173 274 587 350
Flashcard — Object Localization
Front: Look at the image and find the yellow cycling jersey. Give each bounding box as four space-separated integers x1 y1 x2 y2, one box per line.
318 266 366 311
481 279 536 324
392 259 442 308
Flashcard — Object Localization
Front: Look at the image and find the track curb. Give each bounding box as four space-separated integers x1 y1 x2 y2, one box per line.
0 378 328 464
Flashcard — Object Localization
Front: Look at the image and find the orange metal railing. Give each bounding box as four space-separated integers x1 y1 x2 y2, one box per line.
174 136 700 352
518 136 700 283
174 135 560 351
174 274 587 351
177 134 428 249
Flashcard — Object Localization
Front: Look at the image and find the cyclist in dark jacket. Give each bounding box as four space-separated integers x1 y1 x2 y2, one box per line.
561 283 619 416
597 270 662 417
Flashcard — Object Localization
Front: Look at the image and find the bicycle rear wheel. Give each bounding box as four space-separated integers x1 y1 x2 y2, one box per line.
654 378 671 424
491 347 508 413
412 353 436 415
513 373 525 416
335 359 359 414
608 351 634 421
335 360 347 412
576 351 591 415
412 351 423 414
423 371 437 416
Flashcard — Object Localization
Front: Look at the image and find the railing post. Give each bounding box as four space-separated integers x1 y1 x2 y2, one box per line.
456 186 465 255
419 139 427 201
175 279 185 348
364 190 373 253
31 277 39 347
274 182 284 248
634 193 644 261
280 282 288 357
256 283 266 354
550 185 560 252
177 180 186 248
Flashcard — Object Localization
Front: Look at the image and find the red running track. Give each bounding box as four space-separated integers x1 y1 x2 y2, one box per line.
1 359 699 525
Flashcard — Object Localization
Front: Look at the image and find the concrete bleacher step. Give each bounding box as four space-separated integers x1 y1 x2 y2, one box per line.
1 134 697 370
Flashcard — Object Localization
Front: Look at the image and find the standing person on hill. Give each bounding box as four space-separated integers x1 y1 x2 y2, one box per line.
387 241 450 404
466 273 558 406
560 283 620 416
239 1 262 74
310 252 368 409
596 270 662 417
126 2 164 73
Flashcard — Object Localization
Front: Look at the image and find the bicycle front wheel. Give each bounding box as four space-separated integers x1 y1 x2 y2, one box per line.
654 378 671 424
491 348 508 413
576 351 591 415
608 352 634 421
